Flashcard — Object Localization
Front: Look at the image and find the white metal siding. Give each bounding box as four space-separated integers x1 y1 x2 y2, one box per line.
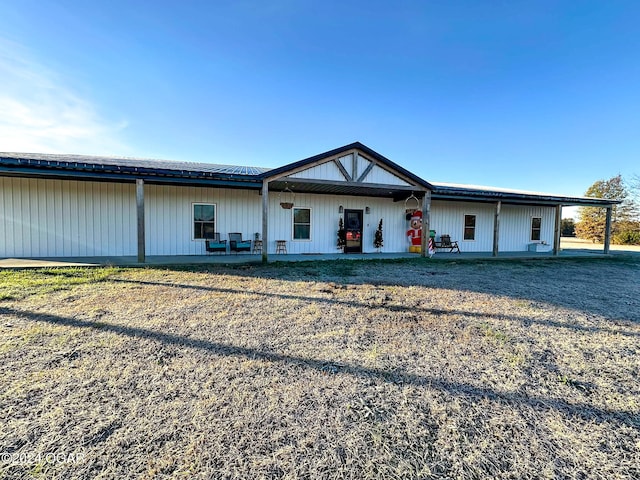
430 200 495 252
267 194 410 254
338 154 354 177
0 176 560 257
500 205 556 251
146 184 262 255
0 176 136 257
356 154 371 180
362 164 411 186
288 161 345 181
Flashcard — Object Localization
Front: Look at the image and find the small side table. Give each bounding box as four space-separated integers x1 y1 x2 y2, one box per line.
252 239 263 254
276 240 287 254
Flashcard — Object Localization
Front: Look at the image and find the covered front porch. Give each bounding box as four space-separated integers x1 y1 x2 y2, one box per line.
1 242 631 269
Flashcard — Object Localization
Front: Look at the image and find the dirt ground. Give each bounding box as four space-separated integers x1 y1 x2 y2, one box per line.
1 257 639 479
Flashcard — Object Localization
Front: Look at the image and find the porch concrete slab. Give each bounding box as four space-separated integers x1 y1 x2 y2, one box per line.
0 247 626 269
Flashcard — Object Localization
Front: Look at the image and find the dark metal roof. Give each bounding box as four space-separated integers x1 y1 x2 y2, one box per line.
0 152 268 176
431 182 621 206
0 151 268 187
0 148 621 207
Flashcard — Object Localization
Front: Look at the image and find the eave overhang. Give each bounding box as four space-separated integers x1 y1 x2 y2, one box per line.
431 185 621 207
0 157 263 189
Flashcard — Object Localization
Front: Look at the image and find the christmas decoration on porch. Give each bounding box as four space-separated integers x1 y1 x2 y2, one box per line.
374 219 383 252
337 217 346 250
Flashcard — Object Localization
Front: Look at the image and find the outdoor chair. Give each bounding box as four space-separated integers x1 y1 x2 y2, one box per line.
229 233 251 253
435 234 461 253
205 233 227 254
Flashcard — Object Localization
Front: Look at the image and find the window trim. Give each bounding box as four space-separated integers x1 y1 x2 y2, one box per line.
530 216 542 242
292 206 312 242
192 202 216 241
463 213 477 241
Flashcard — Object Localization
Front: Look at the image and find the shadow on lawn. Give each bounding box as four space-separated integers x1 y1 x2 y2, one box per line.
2 305 639 431
110 278 640 339
186 256 640 324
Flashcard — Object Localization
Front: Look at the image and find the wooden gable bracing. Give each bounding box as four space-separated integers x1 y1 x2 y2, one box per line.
287 151 413 188
264 143 429 199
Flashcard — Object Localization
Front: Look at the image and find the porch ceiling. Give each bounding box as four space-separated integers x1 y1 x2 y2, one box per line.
268 178 423 199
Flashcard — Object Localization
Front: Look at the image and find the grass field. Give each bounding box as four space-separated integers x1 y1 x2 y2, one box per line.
1 257 639 479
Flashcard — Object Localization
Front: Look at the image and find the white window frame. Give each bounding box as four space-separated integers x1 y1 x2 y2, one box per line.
463 214 477 241
192 202 216 241
531 216 542 242
292 207 312 241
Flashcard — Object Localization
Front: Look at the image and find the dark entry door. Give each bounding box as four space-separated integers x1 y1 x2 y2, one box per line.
344 209 363 253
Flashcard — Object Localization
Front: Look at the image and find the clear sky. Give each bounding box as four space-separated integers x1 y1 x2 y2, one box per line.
1 0 639 213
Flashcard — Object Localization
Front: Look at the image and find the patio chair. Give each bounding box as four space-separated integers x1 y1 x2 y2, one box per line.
436 234 461 253
229 233 252 253
205 233 227 254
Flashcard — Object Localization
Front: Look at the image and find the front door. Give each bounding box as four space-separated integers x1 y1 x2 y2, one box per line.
344 209 363 253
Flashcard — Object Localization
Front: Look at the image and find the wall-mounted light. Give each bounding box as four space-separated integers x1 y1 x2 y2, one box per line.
338 205 343 213
365 206 370 214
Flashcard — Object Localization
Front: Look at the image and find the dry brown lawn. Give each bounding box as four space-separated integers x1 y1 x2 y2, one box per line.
1 256 639 479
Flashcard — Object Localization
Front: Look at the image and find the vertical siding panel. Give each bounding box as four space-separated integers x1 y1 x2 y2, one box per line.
101 182 109 255
61 181 71 255
21 179 32 256
79 182 88 256
52 180 61 255
85 183 97 256
146 184 155 256
0 178 10 255
12 178 22 256
106 183 115 256
113 183 122 256
68 181 78 256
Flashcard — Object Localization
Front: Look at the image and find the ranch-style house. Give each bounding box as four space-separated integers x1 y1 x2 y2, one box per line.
0 142 618 262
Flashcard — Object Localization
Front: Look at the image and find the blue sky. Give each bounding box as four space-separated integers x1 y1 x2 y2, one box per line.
1 1 639 213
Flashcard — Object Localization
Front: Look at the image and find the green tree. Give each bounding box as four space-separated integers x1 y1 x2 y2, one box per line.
575 175 638 243
560 218 575 237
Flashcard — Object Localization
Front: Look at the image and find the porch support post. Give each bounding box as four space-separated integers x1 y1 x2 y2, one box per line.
553 205 562 256
136 179 145 263
604 206 612 254
421 190 431 258
492 201 501 257
262 180 269 263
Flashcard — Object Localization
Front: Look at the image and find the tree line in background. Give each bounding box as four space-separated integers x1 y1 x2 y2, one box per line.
569 174 640 245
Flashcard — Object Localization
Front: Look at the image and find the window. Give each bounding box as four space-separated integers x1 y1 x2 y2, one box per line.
531 217 542 241
464 214 476 241
193 203 215 240
293 207 311 240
